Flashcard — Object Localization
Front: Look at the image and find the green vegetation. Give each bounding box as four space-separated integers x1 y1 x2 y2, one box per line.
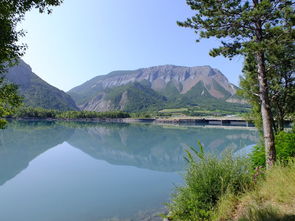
161 81 249 115
159 105 249 117
4 60 79 111
14 107 58 119
170 6 294 219
159 81 182 99
13 107 130 119
130 112 154 119
105 82 167 112
8 104 248 121
183 105 249 117
0 0 62 72
0 0 62 128
167 144 254 220
68 79 250 115
217 161 295 221
68 65 247 114
57 110 130 119
0 78 22 128
250 129 295 168
167 129 295 220
159 108 189 113
178 0 294 167
239 47 295 134
68 70 139 106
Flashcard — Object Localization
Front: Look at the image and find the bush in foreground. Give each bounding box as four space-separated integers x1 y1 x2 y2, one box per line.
167 144 254 220
250 129 295 168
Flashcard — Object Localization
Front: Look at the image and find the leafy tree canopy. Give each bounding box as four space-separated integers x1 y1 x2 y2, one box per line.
0 0 63 128
239 42 295 133
0 0 63 72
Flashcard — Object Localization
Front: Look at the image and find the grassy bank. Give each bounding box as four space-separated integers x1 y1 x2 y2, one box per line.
215 161 295 221
166 129 295 221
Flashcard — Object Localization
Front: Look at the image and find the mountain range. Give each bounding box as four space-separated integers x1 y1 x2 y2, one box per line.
69 65 244 112
5 60 245 112
5 60 78 111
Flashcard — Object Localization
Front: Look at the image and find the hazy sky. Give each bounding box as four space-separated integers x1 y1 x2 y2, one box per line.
20 0 244 91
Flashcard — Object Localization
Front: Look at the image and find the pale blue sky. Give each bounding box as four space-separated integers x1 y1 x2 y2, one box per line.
20 0 244 91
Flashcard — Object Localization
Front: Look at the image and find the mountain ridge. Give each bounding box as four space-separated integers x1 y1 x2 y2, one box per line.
68 65 242 112
4 61 245 113
5 60 79 111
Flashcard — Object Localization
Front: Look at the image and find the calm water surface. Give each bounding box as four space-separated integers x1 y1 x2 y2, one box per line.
0 121 258 221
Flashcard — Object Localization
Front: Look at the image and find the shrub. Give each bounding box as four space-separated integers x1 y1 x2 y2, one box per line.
167 144 254 220
250 130 295 168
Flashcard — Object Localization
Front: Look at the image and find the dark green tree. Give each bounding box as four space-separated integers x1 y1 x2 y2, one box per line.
239 42 295 134
0 77 22 128
178 0 294 168
0 0 63 128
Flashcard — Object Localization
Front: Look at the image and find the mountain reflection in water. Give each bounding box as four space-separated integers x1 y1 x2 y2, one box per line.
0 121 259 221
0 120 258 186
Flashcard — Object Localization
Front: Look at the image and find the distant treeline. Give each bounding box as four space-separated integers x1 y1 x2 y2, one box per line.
12 107 130 119
9 105 248 120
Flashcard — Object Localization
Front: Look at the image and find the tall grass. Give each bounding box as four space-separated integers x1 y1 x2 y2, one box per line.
167 132 295 221
259 160 295 203
214 160 295 221
167 144 254 221
238 205 283 221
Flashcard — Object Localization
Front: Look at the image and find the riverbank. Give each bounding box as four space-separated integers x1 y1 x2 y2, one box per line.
7 116 261 128
216 161 295 221
165 127 295 221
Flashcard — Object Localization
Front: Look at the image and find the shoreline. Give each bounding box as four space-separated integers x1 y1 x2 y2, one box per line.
6 117 262 130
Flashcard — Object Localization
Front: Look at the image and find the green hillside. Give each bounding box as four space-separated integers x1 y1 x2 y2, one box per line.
6 60 79 111
105 82 167 112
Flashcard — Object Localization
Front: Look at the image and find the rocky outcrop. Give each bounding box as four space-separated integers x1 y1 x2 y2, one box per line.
68 65 242 112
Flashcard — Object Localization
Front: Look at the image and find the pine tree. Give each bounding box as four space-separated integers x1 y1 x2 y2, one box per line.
178 0 294 168
239 43 295 134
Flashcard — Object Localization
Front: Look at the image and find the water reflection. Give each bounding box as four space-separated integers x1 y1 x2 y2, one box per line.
68 122 258 171
0 121 258 185
0 121 75 185
0 121 258 221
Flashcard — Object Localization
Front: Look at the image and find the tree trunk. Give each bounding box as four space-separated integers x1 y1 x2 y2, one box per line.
256 51 276 168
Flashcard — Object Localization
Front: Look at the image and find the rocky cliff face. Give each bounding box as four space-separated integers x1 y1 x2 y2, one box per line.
5 60 79 111
68 65 241 112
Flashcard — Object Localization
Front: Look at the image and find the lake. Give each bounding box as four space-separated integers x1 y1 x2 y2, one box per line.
0 121 258 221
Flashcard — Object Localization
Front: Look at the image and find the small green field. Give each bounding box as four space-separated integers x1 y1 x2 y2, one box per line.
159 108 189 113
159 106 247 117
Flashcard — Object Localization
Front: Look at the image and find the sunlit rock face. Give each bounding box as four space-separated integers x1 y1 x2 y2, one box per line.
68 65 243 112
